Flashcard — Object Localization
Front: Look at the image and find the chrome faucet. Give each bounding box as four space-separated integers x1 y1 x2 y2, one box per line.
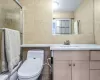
64 40 70 45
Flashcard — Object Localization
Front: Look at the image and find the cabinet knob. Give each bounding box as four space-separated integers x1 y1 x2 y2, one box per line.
73 63 75 66
69 64 71 66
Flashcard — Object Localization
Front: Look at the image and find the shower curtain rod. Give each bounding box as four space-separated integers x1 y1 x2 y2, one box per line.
14 0 23 9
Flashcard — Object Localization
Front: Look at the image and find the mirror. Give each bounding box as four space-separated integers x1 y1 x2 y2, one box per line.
52 0 94 35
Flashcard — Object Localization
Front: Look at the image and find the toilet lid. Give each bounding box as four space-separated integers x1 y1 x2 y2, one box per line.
18 58 43 79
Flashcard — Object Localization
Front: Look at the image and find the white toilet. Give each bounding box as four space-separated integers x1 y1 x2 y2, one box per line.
18 50 44 80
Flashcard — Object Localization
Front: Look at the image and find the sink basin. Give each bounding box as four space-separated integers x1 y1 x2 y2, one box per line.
60 45 79 47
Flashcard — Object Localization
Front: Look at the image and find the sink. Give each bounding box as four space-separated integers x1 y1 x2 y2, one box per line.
51 44 96 48
59 45 79 47
50 44 100 50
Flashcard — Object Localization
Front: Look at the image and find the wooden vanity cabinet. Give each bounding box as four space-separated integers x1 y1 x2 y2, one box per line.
72 61 89 80
53 51 90 80
90 51 100 80
54 61 71 80
53 51 100 80
90 70 100 80
90 51 100 60
54 51 89 61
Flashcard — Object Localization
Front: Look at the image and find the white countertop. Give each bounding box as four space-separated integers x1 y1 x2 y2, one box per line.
21 44 100 50
20 44 63 48
50 44 100 50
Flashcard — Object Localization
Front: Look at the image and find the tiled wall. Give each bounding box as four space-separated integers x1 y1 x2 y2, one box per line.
53 11 74 19
0 0 22 31
74 0 100 44
94 0 100 44
74 0 94 34
20 0 95 44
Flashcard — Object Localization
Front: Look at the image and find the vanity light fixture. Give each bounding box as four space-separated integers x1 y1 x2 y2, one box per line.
53 0 59 10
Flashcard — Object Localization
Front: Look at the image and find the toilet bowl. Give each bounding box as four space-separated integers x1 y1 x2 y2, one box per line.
18 50 44 80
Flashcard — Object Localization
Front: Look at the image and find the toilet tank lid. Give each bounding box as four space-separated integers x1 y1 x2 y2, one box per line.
27 50 44 59
18 58 43 78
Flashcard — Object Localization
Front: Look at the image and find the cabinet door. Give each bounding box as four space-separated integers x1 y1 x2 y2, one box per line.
90 70 100 80
72 61 89 80
53 61 71 80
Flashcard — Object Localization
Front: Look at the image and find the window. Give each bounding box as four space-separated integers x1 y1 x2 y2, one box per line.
52 19 72 35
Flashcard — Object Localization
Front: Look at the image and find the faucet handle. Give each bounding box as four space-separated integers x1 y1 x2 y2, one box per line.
66 40 69 42
66 40 70 45
64 40 70 45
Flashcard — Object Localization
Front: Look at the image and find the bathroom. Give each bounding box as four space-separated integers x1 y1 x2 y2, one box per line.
0 0 100 80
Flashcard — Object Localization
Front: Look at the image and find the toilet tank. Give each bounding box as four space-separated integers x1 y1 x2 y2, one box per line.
27 50 44 61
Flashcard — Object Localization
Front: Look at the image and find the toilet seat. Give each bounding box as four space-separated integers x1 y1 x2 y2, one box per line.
18 58 43 79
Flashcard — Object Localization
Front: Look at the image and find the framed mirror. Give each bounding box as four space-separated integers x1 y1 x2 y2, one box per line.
52 0 94 35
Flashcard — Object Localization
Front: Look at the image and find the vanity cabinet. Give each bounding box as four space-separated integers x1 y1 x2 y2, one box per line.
90 51 100 60
53 51 100 80
54 61 71 80
54 60 89 80
90 70 100 80
72 61 89 80
53 51 90 80
54 51 89 61
90 51 100 80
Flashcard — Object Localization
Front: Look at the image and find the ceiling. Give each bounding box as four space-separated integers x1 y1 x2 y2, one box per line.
53 0 83 12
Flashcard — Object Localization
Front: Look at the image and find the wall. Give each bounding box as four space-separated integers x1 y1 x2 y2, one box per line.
20 0 53 44
74 0 94 34
74 0 100 44
0 0 22 31
94 0 100 44
20 0 94 44
53 11 74 19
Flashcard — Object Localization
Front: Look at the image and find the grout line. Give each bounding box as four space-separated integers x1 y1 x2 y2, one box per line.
89 51 90 80
90 69 100 70
93 0 96 44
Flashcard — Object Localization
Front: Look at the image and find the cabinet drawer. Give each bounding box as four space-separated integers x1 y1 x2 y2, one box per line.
90 70 100 80
54 51 89 60
90 51 100 60
90 61 100 69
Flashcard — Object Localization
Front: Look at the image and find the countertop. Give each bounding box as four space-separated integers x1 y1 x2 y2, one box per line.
21 44 100 50
20 44 63 48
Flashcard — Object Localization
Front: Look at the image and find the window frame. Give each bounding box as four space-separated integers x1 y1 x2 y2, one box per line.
52 18 72 35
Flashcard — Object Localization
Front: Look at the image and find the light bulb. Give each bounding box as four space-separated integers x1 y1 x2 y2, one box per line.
53 1 59 10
